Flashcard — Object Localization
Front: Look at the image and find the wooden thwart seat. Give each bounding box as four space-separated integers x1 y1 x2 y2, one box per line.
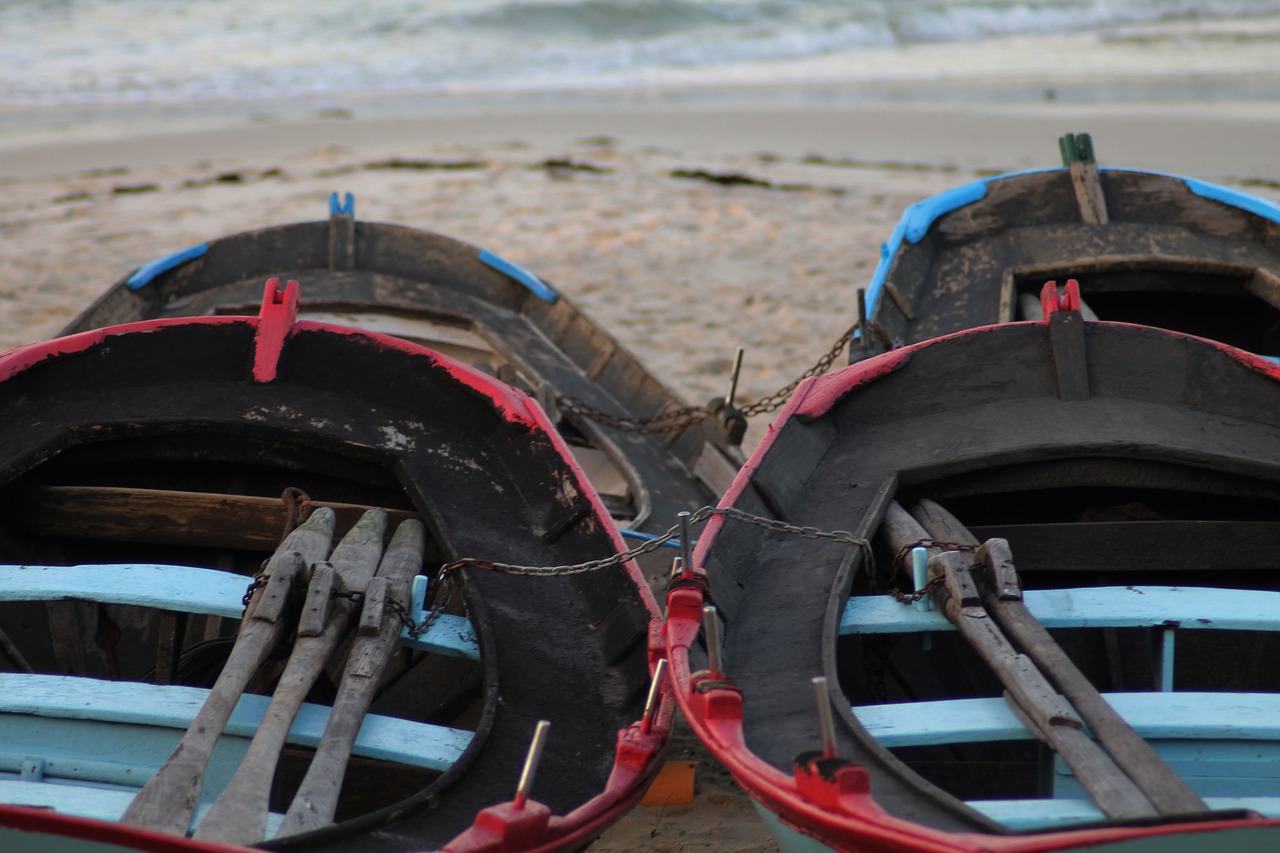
0 562 479 660
0 672 472 833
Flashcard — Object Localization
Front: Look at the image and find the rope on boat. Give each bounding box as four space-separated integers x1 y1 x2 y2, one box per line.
555 319 888 434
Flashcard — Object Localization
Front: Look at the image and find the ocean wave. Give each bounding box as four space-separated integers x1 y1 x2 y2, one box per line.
4 0 1280 105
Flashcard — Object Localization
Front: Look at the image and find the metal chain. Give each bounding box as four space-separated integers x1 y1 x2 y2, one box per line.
884 539 980 604
555 321 867 434
737 322 858 417
437 505 869 579
555 396 708 434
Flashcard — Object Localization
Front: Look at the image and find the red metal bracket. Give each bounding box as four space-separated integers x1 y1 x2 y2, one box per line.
1039 278 1082 319
253 278 301 383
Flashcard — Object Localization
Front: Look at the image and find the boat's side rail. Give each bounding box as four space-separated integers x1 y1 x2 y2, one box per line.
0 563 479 660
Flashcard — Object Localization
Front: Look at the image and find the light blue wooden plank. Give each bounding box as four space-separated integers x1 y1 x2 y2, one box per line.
0 564 480 659
0 564 249 617
840 586 1280 635
401 613 479 660
856 693 1280 747
970 797 1280 830
0 674 472 771
0 779 286 837
0 714 250 794
0 779 140 824
1053 740 1280 799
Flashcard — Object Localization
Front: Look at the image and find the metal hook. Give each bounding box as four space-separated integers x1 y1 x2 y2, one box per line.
725 347 745 408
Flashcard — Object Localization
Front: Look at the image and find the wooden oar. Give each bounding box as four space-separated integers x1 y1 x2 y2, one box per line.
278 518 425 836
882 503 1158 819
193 509 387 844
910 499 1207 815
120 508 336 836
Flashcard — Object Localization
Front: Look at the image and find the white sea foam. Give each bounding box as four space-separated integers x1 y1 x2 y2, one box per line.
4 0 1280 111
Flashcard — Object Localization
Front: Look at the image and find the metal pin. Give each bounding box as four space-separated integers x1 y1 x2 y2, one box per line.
702 605 724 676
725 347 745 408
678 511 693 578
641 658 669 734
812 676 838 760
911 547 930 613
513 720 551 809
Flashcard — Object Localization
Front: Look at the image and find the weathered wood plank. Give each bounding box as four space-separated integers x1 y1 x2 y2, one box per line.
856 692 1280 747
841 585 1280 635
0 563 480 660
19 485 416 551
0 674 472 770
195 509 387 844
972 797 1280 830
120 509 335 836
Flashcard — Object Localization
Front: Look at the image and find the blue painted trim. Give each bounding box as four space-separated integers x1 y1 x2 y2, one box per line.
619 528 682 550
329 191 355 217
1182 175 1280 225
861 167 1060 340
124 243 208 290
478 249 559 304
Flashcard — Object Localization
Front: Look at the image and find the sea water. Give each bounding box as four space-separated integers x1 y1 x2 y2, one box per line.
3 0 1280 125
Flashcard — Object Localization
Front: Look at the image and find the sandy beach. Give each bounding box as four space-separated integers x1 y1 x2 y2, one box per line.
3 95 1280 850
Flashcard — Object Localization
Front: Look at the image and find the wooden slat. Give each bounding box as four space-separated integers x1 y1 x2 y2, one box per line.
841 585 1280 635
0 780 290 837
19 485 417 551
856 692 1280 747
971 797 1280 830
0 563 480 660
0 674 471 771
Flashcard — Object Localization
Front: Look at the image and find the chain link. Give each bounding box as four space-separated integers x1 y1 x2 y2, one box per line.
555 320 873 434
555 395 708 434
437 505 869 579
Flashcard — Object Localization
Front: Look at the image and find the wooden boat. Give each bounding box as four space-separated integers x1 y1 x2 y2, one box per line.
0 280 672 851
666 285 1280 851
854 134 1280 360
62 193 744 562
